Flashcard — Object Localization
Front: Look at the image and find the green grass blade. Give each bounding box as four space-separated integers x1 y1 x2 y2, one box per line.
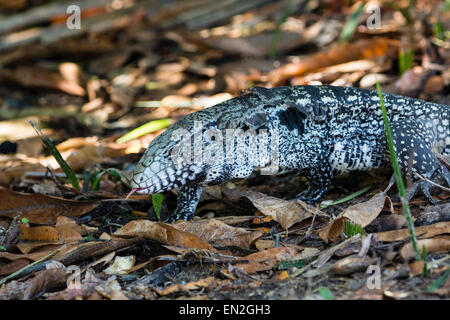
320 185 371 208
339 2 366 43
344 221 365 237
376 82 420 260
29 121 80 190
116 119 172 143
270 3 291 58
427 268 449 292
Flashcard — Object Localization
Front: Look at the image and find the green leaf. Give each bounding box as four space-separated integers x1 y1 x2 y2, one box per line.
21 218 29 224
0 246 6 251
90 168 124 191
152 193 164 220
29 121 80 190
116 119 172 143
433 21 445 40
317 287 335 300
339 2 366 43
398 50 414 75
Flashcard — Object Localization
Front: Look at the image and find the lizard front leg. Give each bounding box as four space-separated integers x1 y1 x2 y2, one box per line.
295 163 333 204
165 185 203 222
286 150 333 204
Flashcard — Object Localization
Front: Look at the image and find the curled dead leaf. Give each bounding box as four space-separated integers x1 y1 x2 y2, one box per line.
223 184 324 229
400 238 450 261
0 188 99 224
172 218 265 249
114 220 215 251
228 247 298 274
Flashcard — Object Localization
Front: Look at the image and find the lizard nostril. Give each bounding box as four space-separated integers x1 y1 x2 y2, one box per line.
140 176 144 182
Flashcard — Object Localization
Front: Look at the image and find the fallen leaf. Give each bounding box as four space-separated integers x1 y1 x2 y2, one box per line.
376 221 450 242
23 267 68 300
0 66 85 96
400 238 450 261
223 184 324 229
172 219 265 249
19 224 60 242
0 188 99 224
0 258 30 276
272 270 289 281
254 239 276 251
114 220 215 251
154 276 217 296
229 247 298 274
318 192 388 243
269 38 398 84
331 256 374 275
341 192 388 227
104 256 136 275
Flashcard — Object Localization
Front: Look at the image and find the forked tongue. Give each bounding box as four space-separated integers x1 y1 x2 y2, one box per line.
126 188 147 199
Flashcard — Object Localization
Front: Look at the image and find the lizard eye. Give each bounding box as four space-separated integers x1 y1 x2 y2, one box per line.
169 145 180 155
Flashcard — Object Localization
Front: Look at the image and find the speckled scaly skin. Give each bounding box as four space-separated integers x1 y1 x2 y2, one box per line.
130 86 450 221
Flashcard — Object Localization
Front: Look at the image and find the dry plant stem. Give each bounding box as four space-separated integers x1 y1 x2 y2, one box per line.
414 172 450 192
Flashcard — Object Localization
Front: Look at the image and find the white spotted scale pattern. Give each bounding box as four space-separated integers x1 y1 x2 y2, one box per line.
130 85 450 221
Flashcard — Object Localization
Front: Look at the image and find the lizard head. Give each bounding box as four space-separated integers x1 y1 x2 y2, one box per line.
129 118 221 194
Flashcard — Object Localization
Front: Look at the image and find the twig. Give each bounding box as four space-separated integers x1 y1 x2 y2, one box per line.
414 172 450 192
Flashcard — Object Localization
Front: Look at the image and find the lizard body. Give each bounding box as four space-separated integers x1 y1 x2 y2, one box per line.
130 86 450 221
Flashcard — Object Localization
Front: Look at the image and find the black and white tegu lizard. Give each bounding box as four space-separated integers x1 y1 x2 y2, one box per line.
129 86 450 221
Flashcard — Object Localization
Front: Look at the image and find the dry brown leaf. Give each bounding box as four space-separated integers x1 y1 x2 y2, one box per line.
0 188 99 224
408 260 425 276
341 192 388 227
0 66 85 96
114 220 215 251
0 244 63 262
56 137 99 152
16 242 60 254
223 184 323 229
0 258 30 276
0 162 47 185
400 238 450 261
269 38 398 84
376 221 450 242
55 216 85 243
23 267 68 300
19 224 61 242
254 239 276 251
64 145 127 171
272 270 289 281
230 247 297 274
318 216 347 243
318 192 388 243
331 256 375 275
172 218 265 249
154 276 217 296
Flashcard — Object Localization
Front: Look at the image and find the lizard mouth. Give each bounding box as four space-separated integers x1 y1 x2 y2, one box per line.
126 187 150 199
